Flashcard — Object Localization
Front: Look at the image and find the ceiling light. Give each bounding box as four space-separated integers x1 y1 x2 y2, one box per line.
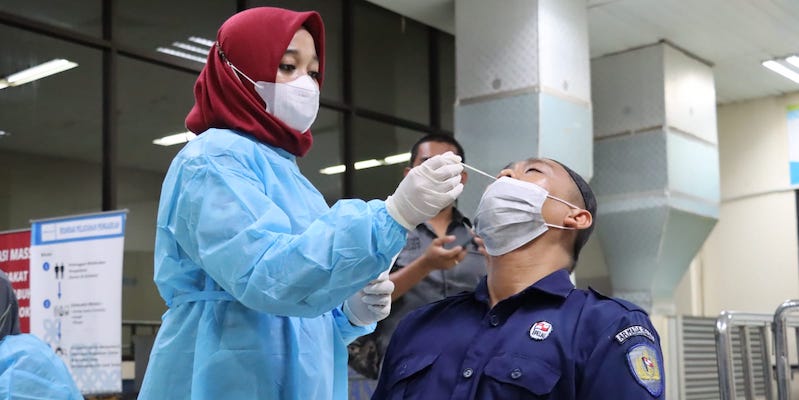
172 42 211 55
354 159 382 170
153 131 197 146
318 152 412 175
156 36 214 64
319 165 346 175
188 36 215 47
156 47 207 64
787 56 799 70
0 59 78 89
383 152 411 165
762 59 799 85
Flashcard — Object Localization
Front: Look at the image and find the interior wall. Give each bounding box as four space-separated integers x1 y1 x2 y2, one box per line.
673 258 702 316
686 92 799 316
0 151 102 229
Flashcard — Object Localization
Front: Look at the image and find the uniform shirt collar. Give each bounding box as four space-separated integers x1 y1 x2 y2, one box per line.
450 207 471 227
474 269 575 304
419 206 472 231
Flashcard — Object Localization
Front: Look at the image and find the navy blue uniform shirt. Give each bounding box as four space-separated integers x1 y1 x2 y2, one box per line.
372 269 665 399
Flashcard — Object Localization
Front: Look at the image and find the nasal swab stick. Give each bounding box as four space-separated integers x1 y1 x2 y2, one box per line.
461 163 497 181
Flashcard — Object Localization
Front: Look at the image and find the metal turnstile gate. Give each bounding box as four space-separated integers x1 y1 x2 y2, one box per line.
715 299 799 400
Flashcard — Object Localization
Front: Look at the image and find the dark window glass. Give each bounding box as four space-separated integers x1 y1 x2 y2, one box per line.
353 2 429 124
117 58 197 174
438 32 455 132
351 117 425 201
116 55 197 320
297 109 344 204
115 1 235 66
0 0 102 37
0 25 102 229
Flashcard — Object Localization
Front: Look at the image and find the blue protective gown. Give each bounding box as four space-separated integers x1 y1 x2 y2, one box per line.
138 129 407 400
0 334 83 400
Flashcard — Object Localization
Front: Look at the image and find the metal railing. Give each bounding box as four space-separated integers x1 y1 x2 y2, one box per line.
774 300 799 400
715 299 799 400
715 312 774 400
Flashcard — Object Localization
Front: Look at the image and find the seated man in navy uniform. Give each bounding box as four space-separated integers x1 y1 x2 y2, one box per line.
372 158 665 399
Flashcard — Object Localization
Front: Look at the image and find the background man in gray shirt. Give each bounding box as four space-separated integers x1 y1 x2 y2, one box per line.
348 134 487 379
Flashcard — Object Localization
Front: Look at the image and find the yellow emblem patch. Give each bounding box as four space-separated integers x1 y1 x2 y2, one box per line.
626 344 663 396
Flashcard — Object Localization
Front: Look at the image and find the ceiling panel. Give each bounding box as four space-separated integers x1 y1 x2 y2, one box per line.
371 0 799 104
588 0 799 103
3 0 799 172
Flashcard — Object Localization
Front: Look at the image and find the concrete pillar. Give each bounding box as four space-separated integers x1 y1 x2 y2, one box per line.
591 42 720 312
454 0 592 215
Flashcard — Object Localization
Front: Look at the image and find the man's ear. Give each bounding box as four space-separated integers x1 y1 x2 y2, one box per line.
461 170 469 185
564 209 592 230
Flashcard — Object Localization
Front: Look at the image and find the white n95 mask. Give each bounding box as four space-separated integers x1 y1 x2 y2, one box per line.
228 62 320 133
474 177 579 256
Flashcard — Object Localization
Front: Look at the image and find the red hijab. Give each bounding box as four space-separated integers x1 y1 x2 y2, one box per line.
186 7 325 157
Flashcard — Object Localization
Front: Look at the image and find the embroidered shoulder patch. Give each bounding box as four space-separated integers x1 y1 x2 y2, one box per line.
626 344 663 397
615 325 655 344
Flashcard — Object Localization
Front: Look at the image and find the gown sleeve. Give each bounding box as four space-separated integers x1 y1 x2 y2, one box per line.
166 151 406 318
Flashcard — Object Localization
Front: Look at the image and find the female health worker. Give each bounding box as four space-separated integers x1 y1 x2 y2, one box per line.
137 7 464 400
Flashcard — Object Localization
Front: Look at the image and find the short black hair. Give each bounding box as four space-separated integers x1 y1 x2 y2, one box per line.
409 134 465 165
551 160 597 267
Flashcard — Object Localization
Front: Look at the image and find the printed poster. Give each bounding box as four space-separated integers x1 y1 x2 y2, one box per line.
30 210 126 395
0 229 31 333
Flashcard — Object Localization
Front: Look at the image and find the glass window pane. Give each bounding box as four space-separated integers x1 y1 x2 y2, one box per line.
118 58 197 174
117 56 198 321
352 117 424 200
248 1 343 102
297 108 344 204
353 2 429 124
115 1 235 64
0 1 102 37
0 24 102 230
438 32 455 132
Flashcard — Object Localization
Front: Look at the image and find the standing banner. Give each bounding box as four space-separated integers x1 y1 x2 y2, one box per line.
0 229 31 333
789 104 799 185
29 210 127 395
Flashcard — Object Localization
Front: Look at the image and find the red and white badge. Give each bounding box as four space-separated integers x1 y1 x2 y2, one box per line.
529 320 553 341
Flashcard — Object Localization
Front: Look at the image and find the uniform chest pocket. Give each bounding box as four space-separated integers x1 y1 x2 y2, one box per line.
480 354 561 398
385 353 439 400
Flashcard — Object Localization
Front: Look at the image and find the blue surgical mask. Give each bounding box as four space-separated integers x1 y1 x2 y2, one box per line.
474 177 579 256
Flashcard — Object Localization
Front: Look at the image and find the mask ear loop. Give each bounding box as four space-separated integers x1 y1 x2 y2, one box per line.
216 42 258 86
547 194 581 211
544 195 583 230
